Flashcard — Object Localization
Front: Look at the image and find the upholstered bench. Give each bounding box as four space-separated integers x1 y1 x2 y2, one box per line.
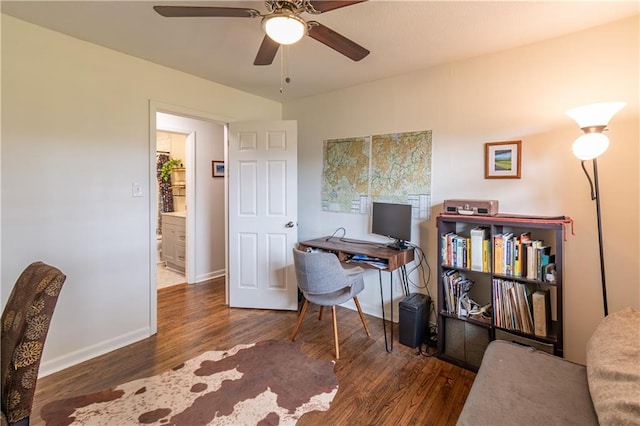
457 307 640 426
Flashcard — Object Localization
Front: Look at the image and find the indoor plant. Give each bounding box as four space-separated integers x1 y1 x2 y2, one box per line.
160 158 182 182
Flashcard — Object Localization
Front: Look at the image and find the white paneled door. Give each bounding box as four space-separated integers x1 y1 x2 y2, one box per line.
228 121 298 310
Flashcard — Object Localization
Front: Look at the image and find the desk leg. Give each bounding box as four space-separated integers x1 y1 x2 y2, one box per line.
379 269 393 352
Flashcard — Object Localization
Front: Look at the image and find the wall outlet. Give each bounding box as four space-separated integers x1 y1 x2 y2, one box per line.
132 182 143 197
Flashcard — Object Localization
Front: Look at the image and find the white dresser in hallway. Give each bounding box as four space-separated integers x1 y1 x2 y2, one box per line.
161 211 186 273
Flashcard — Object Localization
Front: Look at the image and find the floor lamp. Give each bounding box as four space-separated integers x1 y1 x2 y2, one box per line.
566 101 625 317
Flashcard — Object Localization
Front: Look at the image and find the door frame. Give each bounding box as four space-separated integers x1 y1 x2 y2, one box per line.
148 100 230 334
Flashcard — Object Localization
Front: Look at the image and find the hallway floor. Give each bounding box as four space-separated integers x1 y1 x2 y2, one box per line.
157 262 185 289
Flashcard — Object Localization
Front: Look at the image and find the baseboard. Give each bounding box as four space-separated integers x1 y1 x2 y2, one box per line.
194 268 225 283
342 299 398 323
39 326 151 377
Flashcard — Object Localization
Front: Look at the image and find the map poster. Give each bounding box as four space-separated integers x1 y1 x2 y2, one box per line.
370 130 432 209
321 137 370 213
321 130 432 218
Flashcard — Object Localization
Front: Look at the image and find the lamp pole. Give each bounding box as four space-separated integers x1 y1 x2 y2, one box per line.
567 101 625 318
592 158 608 316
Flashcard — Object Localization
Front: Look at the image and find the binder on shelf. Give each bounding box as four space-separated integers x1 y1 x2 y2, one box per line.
532 290 551 337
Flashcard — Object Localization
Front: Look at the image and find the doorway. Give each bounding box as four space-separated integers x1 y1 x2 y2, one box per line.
148 102 227 334
156 130 187 289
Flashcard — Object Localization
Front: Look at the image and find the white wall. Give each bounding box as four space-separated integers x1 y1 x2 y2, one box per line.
1 15 281 375
284 16 639 364
2 11 637 372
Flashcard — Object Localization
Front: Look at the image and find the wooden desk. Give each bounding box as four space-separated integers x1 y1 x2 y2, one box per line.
298 237 416 352
298 237 414 272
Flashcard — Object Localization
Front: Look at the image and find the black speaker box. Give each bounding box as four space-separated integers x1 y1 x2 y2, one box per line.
399 293 430 348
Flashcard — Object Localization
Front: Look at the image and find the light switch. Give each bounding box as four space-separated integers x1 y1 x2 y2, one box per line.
132 182 143 197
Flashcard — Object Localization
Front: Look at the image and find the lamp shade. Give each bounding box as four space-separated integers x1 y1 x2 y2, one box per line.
566 102 626 129
263 14 306 45
572 133 610 160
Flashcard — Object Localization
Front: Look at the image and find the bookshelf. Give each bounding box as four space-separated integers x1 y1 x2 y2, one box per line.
436 213 570 371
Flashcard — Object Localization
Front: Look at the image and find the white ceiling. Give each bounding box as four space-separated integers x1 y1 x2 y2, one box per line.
2 1 638 102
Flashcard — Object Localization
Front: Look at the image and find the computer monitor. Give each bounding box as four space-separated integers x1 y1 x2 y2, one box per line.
371 202 412 250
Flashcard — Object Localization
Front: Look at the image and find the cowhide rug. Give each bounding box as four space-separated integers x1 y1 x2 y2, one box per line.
40 340 338 425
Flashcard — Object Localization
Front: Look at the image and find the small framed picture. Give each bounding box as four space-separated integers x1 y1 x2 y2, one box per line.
212 161 225 178
484 141 522 179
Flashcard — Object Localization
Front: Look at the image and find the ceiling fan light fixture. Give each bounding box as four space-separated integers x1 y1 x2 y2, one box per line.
263 13 306 45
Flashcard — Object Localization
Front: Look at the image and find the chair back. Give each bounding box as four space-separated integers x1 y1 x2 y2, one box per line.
1 262 66 425
292 248 348 296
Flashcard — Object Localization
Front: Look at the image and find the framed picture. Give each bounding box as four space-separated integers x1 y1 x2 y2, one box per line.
484 141 522 179
212 161 225 178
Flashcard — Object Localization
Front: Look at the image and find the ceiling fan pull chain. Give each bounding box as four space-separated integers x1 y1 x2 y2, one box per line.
280 44 291 94
280 45 284 94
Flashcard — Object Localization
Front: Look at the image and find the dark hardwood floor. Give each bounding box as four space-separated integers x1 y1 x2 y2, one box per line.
31 279 475 425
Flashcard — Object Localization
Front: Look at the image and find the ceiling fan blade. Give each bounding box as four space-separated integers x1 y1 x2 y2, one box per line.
254 35 280 66
308 1 367 13
153 6 260 18
307 22 369 61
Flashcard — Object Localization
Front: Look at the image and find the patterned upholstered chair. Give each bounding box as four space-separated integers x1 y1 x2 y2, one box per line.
1 262 66 426
291 248 370 359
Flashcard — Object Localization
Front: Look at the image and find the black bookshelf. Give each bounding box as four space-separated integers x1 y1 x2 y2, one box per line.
436 213 568 371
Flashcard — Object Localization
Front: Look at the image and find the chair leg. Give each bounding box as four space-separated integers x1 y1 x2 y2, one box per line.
291 300 310 341
318 306 324 320
332 305 340 359
353 296 371 337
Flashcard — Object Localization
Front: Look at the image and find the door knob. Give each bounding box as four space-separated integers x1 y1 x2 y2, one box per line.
285 221 295 228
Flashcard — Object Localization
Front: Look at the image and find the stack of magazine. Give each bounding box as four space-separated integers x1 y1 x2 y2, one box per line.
347 254 388 269
442 270 474 316
493 278 534 334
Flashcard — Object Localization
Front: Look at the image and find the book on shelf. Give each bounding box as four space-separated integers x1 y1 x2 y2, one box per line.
526 240 543 280
442 232 475 269
505 235 513 276
493 232 517 275
470 227 489 272
532 289 551 337
493 234 503 274
515 232 531 278
455 236 467 268
503 233 513 275
537 249 554 281
482 238 491 273
441 232 453 265
513 236 521 277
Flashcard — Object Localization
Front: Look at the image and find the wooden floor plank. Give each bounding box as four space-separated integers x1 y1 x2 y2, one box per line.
30 280 474 425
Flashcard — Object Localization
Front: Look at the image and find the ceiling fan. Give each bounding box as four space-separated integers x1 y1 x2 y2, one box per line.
153 1 370 66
